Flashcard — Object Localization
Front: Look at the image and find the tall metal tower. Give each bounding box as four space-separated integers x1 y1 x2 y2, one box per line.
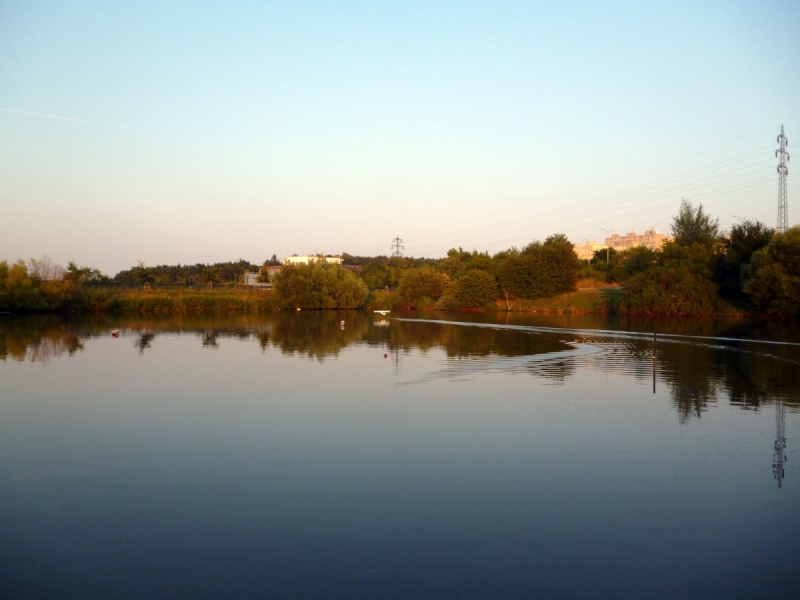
391 236 404 259
776 125 790 234
773 401 787 488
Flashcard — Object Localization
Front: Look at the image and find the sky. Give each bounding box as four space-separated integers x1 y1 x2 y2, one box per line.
1 0 799 276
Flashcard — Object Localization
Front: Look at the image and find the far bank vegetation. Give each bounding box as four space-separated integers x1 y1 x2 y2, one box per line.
2 202 799 317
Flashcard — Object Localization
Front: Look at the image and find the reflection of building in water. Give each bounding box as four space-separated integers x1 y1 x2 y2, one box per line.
773 401 787 488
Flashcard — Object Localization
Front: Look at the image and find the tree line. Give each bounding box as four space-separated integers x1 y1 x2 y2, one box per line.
611 200 799 317
113 258 275 285
274 201 799 316
2 200 799 315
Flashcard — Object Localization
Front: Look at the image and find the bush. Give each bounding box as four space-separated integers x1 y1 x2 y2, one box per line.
496 234 578 299
744 226 800 317
618 266 722 316
436 269 499 309
273 263 368 309
0 260 74 312
396 266 446 309
713 219 773 300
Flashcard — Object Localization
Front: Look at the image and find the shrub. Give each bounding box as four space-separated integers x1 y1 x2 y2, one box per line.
273 263 368 309
436 269 498 309
618 266 722 316
744 226 800 317
396 266 446 309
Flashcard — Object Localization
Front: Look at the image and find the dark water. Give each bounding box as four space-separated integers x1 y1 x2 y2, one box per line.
1 312 799 599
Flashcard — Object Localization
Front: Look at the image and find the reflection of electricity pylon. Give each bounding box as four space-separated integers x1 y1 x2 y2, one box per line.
773 401 787 488
392 344 402 384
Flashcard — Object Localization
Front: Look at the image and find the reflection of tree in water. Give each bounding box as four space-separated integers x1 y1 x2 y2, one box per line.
0 315 85 363
362 318 442 353
266 311 370 362
649 333 800 422
377 318 577 383
654 340 720 423
107 312 372 360
723 343 799 408
202 330 218 348
256 330 271 351
135 332 156 353
4 313 799 420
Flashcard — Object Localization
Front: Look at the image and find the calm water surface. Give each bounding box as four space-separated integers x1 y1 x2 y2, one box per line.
1 312 799 599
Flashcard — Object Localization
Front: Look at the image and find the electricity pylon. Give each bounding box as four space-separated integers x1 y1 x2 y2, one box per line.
391 236 404 259
776 126 790 234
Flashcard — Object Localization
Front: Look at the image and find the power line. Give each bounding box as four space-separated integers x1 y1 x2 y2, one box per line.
353 140 783 257
407 170 774 255
404 146 774 250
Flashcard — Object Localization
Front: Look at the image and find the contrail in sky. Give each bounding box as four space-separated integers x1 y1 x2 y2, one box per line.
0 108 130 128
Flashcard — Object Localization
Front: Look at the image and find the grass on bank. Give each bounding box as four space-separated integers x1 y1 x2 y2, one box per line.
496 286 624 313
12 283 746 317
80 286 280 314
364 285 625 314
96 285 624 316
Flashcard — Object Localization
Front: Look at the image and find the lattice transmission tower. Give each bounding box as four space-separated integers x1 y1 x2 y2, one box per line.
776 125 790 234
391 236 404 259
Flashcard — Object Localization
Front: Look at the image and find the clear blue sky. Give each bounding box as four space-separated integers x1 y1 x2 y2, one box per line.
2 0 798 275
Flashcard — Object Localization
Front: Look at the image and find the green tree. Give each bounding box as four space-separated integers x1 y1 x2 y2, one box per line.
273 262 368 309
436 269 499 309
618 266 721 316
671 199 720 248
496 234 578 299
713 219 773 300
541 234 579 293
64 262 90 283
131 262 153 285
462 251 496 276
397 266 446 309
438 248 470 278
202 266 221 285
619 242 722 316
359 258 397 290
609 246 657 282
257 267 277 285
743 226 800 317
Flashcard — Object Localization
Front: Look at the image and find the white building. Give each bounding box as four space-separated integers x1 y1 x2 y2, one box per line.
283 255 343 266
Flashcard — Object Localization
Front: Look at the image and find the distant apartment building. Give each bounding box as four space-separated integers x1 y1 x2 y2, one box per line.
283 254 343 266
604 229 668 251
573 241 606 261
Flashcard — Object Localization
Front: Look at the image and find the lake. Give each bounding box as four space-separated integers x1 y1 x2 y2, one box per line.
1 311 799 599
